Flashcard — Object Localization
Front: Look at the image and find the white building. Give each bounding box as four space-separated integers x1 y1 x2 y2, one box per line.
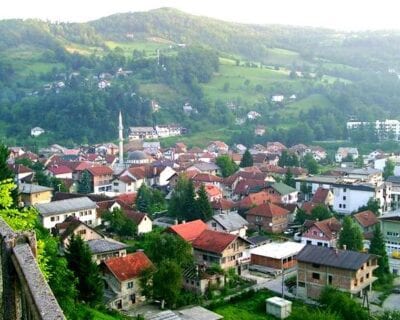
271 95 284 103
35 197 99 230
128 127 157 140
295 175 391 215
247 111 261 120
31 127 45 137
335 147 359 162
347 119 400 140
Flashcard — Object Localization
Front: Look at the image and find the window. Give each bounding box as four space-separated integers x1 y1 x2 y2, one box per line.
50 217 55 222
312 272 320 280
328 275 333 285
306 240 312 244
366 273 370 279
127 281 133 289
343 188 347 192
212 222 217 228
343 196 346 200
312 263 320 268
203 254 208 261
78 229 86 235
343 204 346 209
339 204 342 208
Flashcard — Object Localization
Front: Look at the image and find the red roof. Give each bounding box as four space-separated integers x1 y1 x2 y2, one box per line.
191 173 223 183
312 187 330 204
86 166 113 176
239 191 280 209
354 210 379 228
125 210 148 224
116 193 137 206
8 164 33 174
127 167 146 179
234 179 266 195
104 252 153 282
301 202 319 214
211 198 236 210
204 184 222 198
192 229 237 254
167 220 208 242
247 202 289 218
47 165 73 175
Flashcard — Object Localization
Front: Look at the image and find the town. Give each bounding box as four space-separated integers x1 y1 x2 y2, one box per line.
2 110 400 320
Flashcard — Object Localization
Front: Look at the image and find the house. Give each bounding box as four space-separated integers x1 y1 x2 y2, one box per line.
246 202 290 233
207 141 229 154
207 212 248 238
335 147 359 162
85 166 114 194
187 163 220 175
35 197 99 230
192 229 250 273
202 184 223 202
266 182 298 204
125 211 153 234
88 239 128 265
9 164 34 183
353 210 379 240
254 126 266 136
266 142 287 155
311 187 333 206
310 146 327 161
271 95 284 103
379 210 400 257
211 198 236 214
183 265 225 295
167 220 208 243
102 252 153 310
250 242 305 274
18 183 53 206
112 167 145 193
238 191 280 210
247 111 261 120
300 217 341 248
142 142 161 156
296 245 378 299
126 151 152 165
31 127 45 137
45 165 73 179
128 127 157 140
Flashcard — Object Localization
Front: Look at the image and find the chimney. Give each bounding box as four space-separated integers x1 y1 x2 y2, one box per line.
182 220 186 224
343 244 347 251
174 219 178 225
335 247 339 255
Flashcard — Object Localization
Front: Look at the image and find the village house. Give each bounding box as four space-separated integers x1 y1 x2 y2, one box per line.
45 165 73 179
353 210 379 240
250 242 305 275
85 166 114 194
112 167 145 193
207 212 248 238
265 182 298 204
300 217 341 248
8 164 34 182
207 141 229 154
35 197 99 230
18 183 53 206
128 127 158 140
167 220 208 243
246 202 290 233
183 265 225 295
102 252 153 310
311 187 333 206
192 229 250 273
125 211 153 235
335 147 359 162
30 126 45 137
211 198 237 215
296 245 378 299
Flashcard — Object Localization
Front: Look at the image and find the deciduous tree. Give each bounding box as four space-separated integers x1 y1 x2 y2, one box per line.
338 216 363 251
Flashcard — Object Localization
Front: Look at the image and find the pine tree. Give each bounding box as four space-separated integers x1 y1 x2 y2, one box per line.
338 216 363 251
196 184 213 221
184 180 198 221
168 175 198 221
136 184 151 212
284 168 295 188
65 234 103 305
239 149 253 168
77 170 92 194
369 225 390 281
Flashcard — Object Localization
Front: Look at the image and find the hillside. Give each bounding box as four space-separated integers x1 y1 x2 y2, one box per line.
1 8 400 148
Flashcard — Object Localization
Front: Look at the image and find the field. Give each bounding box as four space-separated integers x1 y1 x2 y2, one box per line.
282 93 334 117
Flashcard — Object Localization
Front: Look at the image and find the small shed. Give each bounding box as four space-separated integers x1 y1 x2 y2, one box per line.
266 297 292 319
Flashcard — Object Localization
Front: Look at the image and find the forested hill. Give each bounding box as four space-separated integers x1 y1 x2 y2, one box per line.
2 8 400 148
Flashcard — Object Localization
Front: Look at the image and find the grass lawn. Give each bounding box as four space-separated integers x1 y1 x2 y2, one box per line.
77 305 128 320
138 83 179 104
105 40 173 57
159 127 240 148
282 93 334 117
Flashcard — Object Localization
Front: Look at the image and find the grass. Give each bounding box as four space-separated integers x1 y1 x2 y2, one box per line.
76 305 129 320
105 40 174 57
138 83 179 104
282 94 334 117
159 127 240 148
264 47 306 66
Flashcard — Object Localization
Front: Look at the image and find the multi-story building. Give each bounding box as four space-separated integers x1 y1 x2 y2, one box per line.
296 245 378 299
295 175 391 215
85 166 114 194
300 217 341 248
347 119 400 140
35 197 99 230
18 183 53 206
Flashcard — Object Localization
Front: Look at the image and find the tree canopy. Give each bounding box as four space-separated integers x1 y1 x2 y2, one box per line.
239 150 253 168
215 155 238 177
338 216 363 251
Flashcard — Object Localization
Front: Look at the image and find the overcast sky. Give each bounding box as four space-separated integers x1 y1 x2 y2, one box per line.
1 0 399 31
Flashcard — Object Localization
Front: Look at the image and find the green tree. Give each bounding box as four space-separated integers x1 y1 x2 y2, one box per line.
102 208 137 237
0 144 18 205
303 153 319 174
239 149 253 168
65 234 103 305
168 175 198 221
77 170 92 194
279 150 299 167
358 198 380 215
136 184 152 212
383 159 395 180
215 155 238 177
294 208 309 225
284 168 295 188
196 184 213 221
338 216 363 251
141 232 193 269
311 205 332 221
319 287 369 320
152 260 182 309
369 225 391 284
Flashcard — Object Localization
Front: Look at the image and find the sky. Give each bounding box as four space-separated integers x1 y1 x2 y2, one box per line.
1 0 400 31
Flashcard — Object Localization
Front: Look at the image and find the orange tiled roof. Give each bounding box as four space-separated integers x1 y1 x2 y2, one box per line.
247 202 289 218
192 229 236 254
167 220 208 242
104 252 153 282
354 210 379 228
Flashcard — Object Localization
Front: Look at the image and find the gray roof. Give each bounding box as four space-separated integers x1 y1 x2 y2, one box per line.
87 238 127 254
387 176 400 184
35 197 96 217
178 306 223 320
147 311 181 320
19 183 53 194
192 162 219 172
210 212 248 232
296 245 374 271
127 150 147 160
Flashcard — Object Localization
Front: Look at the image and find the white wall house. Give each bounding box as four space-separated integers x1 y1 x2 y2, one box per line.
31 127 45 137
35 197 99 230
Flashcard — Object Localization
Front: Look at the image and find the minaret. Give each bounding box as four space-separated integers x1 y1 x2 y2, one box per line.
118 111 124 165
